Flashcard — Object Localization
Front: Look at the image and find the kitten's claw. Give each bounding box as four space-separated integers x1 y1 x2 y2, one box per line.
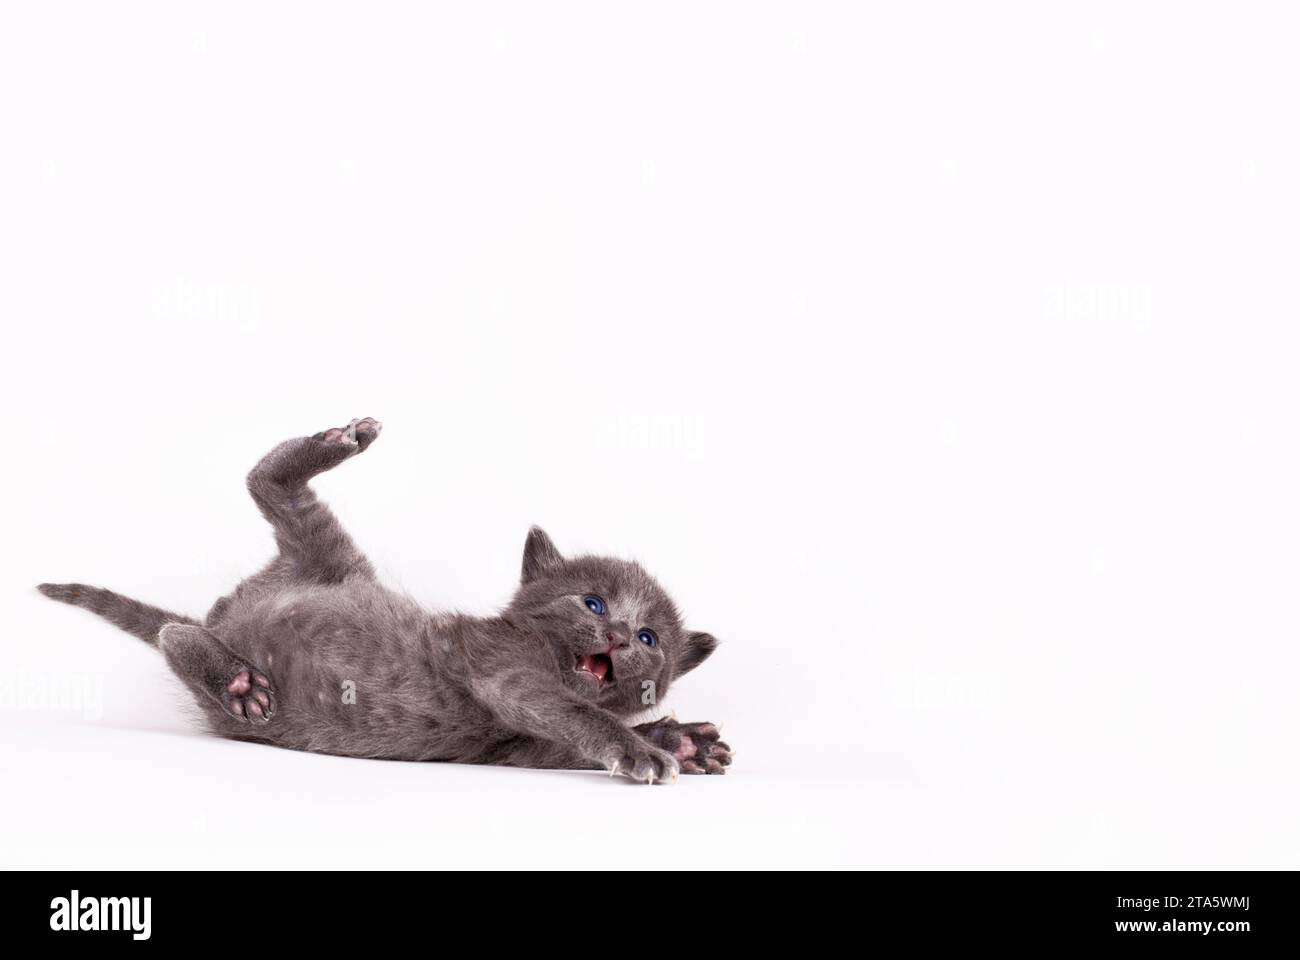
606 742 679 785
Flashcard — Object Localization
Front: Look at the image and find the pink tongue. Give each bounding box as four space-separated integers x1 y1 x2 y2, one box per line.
578 655 609 681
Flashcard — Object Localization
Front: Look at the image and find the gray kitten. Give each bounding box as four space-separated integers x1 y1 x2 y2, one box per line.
38 417 730 782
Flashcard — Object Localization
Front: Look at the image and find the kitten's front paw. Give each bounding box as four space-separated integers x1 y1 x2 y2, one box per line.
634 718 732 775
224 668 276 724
312 417 383 453
606 741 680 785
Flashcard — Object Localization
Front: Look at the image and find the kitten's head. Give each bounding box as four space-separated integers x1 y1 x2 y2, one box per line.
505 526 717 714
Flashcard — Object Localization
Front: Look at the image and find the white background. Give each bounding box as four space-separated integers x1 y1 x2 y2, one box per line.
2 2 1297 869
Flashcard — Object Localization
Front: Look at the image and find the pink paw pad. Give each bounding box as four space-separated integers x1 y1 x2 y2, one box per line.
315 418 381 451
638 718 731 775
224 668 275 725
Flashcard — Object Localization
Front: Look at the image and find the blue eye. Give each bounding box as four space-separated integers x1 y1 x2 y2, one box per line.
637 629 658 648
583 595 606 615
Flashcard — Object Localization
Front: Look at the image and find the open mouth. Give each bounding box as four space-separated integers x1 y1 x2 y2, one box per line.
574 652 615 685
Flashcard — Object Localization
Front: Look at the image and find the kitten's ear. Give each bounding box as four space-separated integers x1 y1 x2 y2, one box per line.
521 526 564 583
676 631 718 677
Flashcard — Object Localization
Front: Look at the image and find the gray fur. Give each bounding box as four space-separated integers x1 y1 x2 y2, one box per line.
38 418 731 783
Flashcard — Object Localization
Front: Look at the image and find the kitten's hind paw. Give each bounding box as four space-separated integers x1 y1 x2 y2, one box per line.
224 668 276 724
312 417 382 453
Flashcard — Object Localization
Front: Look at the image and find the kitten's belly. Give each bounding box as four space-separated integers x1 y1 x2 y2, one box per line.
215 582 470 759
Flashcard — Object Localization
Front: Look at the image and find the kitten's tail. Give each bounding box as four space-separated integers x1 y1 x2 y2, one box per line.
37 583 199 646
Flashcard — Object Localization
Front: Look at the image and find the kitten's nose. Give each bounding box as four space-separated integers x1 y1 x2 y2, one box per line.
606 628 630 648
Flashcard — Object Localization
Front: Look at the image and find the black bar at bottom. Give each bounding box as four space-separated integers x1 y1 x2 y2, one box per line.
0 870 1284 948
